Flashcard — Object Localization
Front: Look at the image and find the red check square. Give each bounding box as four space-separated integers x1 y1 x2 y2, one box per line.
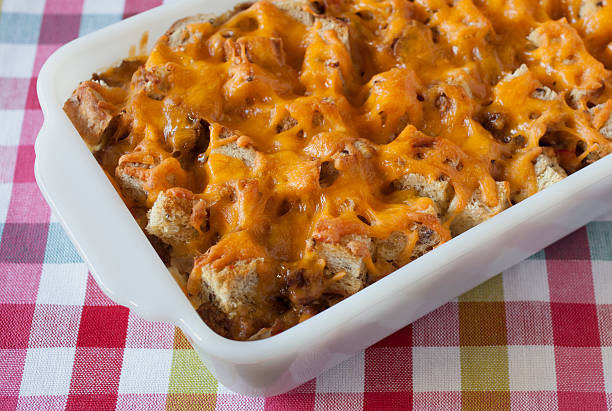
363 392 412 411
264 392 316 411
557 392 607 411
19 110 44 146
547 260 596 304
545 227 591 260
25 77 40 111
365 347 412 392
76 306 129 348
66 394 118 411
551 303 601 347
372 324 412 348
0 396 18 410
0 304 35 349
83 276 116 306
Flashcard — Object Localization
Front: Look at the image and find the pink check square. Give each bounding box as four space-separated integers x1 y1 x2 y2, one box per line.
0 349 27 396
0 264 42 304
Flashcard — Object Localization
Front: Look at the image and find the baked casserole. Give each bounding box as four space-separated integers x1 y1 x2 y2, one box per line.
64 0 612 340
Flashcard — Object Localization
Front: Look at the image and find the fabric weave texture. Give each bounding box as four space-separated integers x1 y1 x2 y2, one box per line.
0 0 611 409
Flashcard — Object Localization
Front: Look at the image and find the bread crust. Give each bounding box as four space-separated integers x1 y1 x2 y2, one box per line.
146 188 203 248
63 81 120 151
449 181 511 236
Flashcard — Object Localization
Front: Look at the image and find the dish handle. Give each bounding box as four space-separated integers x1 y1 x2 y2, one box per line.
34 120 201 326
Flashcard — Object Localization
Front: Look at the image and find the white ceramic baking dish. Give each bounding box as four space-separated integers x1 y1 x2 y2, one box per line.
35 0 612 396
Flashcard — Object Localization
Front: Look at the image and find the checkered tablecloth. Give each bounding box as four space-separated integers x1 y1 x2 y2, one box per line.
1 0 612 409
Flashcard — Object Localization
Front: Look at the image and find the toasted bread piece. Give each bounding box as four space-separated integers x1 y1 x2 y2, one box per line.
374 207 441 268
115 153 157 205
146 188 203 248
532 86 557 101
317 16 350 51
116 163 151 205
412 223 442 259
208 124 259 169
190 230 283 338
225 36 287 69
599 111 612 140
392 173 454 214
63 81 122 151
374 231 408 264
248 327 274 340
502 64 528 82
534 153 567 192
92 58 143 88
196 300 231 338
211 141 257 168
165 3 252 48
276 114 299 133
273 0 350 49
115 153 190 206
579 0 602 18
199 258 261 318
311 235 373 296
133 65 172 101
166 14 217 47
450 181 511 235
273 0 317 25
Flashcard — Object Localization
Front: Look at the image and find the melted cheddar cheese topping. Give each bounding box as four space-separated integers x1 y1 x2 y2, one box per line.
68 0 612 340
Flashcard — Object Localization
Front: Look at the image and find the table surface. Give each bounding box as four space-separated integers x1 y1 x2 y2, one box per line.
1 0 611 410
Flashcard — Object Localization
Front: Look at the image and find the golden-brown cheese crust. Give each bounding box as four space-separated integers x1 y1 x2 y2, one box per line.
65 0 612 340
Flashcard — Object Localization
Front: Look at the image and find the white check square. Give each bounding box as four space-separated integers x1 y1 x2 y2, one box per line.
316 351 364 393
508 345 557 391
124 312 175 349
36 263 88 306
0 110 25 146
0 44 36 77
215 393 265 410
603 347 612 393
0 183 11 224
1 0 46 13
19 347 75 396
28 305 82 348
118 348 173 394
592 261 612 304
413 347 461 392
503 259 550 301
82 0 126 14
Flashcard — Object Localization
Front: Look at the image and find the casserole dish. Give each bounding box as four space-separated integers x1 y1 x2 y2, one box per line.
35 0 612 396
